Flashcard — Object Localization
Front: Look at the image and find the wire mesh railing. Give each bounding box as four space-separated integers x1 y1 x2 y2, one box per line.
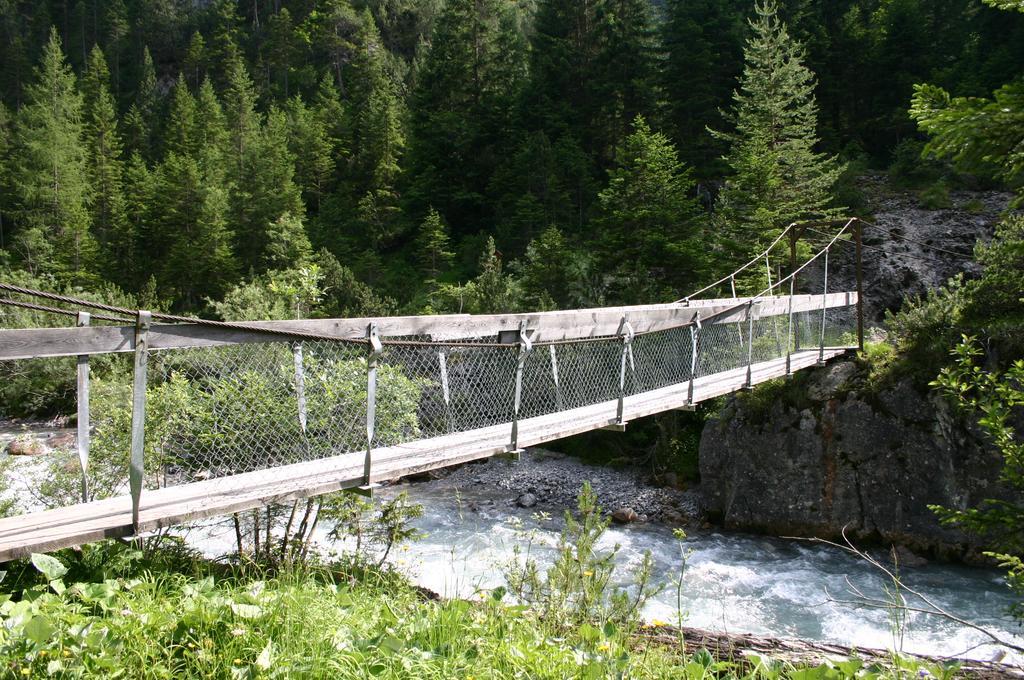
0 219 864 530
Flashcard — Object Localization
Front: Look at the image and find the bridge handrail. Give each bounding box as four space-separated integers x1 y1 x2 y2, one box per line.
676 217 865 304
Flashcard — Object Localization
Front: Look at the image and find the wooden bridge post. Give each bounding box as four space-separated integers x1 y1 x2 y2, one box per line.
744 301 755 389
786 277 795 375
613 315 635 429
361 324 383 493
687 313 700 407
791 225 802 352
855 219 865 352
129 310 151 531
76 311 91 503
767 254 783 356
730 275 744 347
549 344 562 412
818 248 829 366
508 320 532 457
292 343 307 434
438 350 452 433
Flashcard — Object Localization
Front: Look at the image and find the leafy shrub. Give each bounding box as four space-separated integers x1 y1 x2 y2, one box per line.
504 483 661 633
887 138 947 188
0 546 962 679
932 337 1024 622
962 198 987 214
919 180 952 210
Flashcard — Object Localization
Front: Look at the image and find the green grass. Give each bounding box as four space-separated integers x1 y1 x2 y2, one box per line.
0 544 960 679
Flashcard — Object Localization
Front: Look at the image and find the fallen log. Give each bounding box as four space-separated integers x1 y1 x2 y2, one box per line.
637 624 1023 679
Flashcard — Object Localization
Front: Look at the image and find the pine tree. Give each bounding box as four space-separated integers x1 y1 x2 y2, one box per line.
471 236 519 313
712 0 844 261
250 107 306 272
120 151 151 285
514 226 596 310
210 0 244 86
415 207 453 283
660 0 746 176
195 77 230 166
222 55 305 274
157 152 237 309
104 0 129 99
306 0 361 94
0 103 12 249
592 0 659 165
285 95 335 218
346 10 405 250
405 0 527 236
184 31 207 91
265 8 296 97
165 76 198 159
223 56 261 186
596 115 701 301
11 28 95 282
82 46 130 286
910 0 1024 205
123 46 158 158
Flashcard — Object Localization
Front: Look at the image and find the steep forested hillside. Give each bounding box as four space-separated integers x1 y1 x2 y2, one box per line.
0 0 1021 315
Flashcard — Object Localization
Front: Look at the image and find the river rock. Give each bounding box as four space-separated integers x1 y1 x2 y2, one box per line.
47 432 76 449
516 493 537 508
612 507 639 524
891 545 928 568
6 437 48 456
435 449 705 525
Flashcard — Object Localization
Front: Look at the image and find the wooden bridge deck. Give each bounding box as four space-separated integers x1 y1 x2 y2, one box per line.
0 347 848 561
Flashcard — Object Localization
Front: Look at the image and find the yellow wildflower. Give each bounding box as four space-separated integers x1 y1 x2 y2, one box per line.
651 619 669 628
37 651 46 657
582 570 593 577
62 650 71 658
597 642 610 652
20 669 30 676
233 659 242 665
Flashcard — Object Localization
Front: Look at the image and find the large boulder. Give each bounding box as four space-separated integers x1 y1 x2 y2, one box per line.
699 360 1015 561
5 437 48 457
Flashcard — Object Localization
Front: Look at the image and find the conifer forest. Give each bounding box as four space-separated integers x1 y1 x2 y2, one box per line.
0 0 1021 316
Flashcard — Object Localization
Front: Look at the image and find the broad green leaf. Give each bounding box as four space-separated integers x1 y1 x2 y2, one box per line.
24 614 55 644
30 553 67 581
379 636 404 653
49 579 66 595
256 639 274 670
230 603 264 619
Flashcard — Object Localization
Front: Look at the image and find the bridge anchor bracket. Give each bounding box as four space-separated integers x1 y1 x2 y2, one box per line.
346 483 381 498
674 405 696 412
600 423 627 432
496 448 523 462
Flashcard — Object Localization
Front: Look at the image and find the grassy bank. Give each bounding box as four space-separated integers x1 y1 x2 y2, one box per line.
0 541 960 679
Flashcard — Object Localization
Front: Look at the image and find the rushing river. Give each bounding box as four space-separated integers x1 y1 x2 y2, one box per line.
188 476 1023 665
379 483 1023 665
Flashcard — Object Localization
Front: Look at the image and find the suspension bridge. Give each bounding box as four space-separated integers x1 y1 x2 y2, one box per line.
0 219 866 561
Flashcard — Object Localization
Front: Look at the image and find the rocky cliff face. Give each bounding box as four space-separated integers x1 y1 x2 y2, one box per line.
698 359 1013 560
820 177 1012 324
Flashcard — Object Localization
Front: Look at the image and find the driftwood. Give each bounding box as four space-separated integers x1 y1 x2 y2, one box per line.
637 624 1024 679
